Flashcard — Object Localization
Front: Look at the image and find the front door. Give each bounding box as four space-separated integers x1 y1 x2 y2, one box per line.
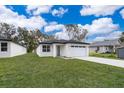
57 46 60 56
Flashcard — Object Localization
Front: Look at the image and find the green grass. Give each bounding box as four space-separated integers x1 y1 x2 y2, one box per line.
90 52 118 59
0 53 124 88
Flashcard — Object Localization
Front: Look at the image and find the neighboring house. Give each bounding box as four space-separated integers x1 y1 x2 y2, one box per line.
90 39 121 53
0 39 27 58
36 40 89 57
117 47 124 59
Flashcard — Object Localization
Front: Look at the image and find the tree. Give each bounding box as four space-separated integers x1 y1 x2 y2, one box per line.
0 22 58 52
34 29 55 41
27 31 37 53
17 27 37 52
64 24 88 41
120 32 124 43
0 23 16 39
16 28 55 52
17 27 29 45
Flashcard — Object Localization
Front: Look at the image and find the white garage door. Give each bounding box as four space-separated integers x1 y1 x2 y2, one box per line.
69 46 87 57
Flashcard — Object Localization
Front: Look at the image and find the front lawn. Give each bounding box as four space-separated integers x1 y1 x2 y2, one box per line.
0 53 124 88
90 52 118 59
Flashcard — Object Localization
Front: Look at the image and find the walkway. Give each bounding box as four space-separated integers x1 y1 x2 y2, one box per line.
75 57 124 68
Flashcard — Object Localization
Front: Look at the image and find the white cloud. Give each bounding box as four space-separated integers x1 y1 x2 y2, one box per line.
82 18 119 36
55 31 69 40
52 7 68 17
26 5 40 11
26 5 53 15
120 9 124 19
44 22 69 40
54 18 120 41
0 6 47 30
80 5 123 17
26 6 68 17
44 22 65 32
20 16 47 30
93 31 122 41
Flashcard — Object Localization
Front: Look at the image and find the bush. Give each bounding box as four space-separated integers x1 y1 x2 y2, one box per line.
90 52 117 59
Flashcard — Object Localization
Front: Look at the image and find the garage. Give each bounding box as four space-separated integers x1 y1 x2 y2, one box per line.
68 45 88 57
36 40 90 57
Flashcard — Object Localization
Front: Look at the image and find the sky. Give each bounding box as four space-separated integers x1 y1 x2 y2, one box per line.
0 5 124 42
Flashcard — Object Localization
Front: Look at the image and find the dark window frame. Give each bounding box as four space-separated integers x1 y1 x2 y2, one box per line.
1 42 8 52
42 45 50 52
71 45 86 48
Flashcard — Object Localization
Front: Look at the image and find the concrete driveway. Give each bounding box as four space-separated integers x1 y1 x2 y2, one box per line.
75 57 124 68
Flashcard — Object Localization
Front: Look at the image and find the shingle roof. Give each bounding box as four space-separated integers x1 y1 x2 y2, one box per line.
91 39 121 46
0 38 12 41
0 36 12 41
39 40 90 45
0 38 26 48
117 47 124 49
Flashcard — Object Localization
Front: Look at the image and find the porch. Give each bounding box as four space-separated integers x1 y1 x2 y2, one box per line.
53 44 65 57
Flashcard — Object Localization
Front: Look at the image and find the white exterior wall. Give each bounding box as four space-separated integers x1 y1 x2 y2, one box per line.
90 46 116 53
0 41 27 58
90 46 97 52
90 46 110 53
98 46 106 53
36 45 41 56
60 45 66 56
36 43 89 57
53 44 56 57
10 42 27 57
98 46 112 53
86 46 89 56
36 44 53 57
52 44 65 57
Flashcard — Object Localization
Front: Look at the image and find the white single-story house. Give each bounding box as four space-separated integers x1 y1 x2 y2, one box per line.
90 39 121 53
0 39 27 58
36 40 90 57
117 46 124 59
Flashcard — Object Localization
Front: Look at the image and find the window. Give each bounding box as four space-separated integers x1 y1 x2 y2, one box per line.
106 47 108 50
42 45 50 52
47 45 50 52
96 47 99 52
79 46 86 48
71 46 75 48
1 43 8 52
71 45 85 48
